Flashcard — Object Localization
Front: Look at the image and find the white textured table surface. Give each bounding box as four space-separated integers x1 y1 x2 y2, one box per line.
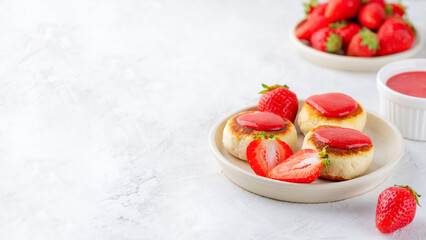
1 0 425 239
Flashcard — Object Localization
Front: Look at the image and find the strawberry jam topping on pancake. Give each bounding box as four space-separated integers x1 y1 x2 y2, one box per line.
306 93 358 117
314 127 372 149
237 112 285 131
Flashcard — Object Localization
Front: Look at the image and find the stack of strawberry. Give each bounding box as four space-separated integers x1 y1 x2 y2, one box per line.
295 0 416 57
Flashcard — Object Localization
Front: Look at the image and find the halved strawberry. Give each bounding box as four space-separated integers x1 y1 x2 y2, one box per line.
268 148 329 183
246 132 293 177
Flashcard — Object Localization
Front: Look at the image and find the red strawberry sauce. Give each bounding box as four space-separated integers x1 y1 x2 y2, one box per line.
314 127 372 149
386 71 426 98
306 93 357 117
237 112 285 131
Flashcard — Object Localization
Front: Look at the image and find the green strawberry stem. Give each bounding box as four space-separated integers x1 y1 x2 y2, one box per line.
395 185 422 207
254 131 267 139
319 146 330 173
259 83 289 94
254 131 277 140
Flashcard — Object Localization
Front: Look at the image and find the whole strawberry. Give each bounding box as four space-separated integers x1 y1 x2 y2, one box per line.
246 132 293 177
330 21 361 50
376 17 415 56
311 27 343 53
358 3 386 30
376 185 421 233
258 84 298 123
325 0 361 23
296 2 330 40
347 28 379 57
385 2 406 17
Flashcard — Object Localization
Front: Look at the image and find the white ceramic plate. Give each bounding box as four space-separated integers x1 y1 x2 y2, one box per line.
290 20 424 72
209 102 404 203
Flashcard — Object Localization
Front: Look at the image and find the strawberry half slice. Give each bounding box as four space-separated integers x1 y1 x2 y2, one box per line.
246 132 293 177
268 147 329 183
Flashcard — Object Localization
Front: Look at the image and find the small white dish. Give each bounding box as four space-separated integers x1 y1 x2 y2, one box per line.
209 103 404 203
377 58 426 141
290 20 424 72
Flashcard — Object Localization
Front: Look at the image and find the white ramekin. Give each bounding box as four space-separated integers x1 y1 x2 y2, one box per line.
377 58 426 141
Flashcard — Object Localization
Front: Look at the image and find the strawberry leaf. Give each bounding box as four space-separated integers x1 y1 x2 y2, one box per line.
319 145 328 157
385 4 393 15
259 83 289 94
329 21 348 29
325 33 342 53
359 28 379 51
303 0 318 16
395 185 422 207
386 1 406 16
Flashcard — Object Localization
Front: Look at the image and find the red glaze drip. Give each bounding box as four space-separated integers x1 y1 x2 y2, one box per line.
306 93 358 117
314 127 372 149
237 112 285 131
386 71 426 98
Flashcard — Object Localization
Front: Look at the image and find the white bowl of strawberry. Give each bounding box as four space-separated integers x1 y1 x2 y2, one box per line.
291 0 423 71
